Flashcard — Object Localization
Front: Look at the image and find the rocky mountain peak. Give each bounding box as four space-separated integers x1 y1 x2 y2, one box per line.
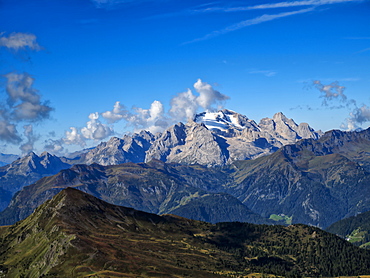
272 111 288 121
3 151 70 176
80 130 156 166
75 109 323 167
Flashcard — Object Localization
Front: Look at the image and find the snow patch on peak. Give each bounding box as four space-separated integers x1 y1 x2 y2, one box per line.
194 109 254 132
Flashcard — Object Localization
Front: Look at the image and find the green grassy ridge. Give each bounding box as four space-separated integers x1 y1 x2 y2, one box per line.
2 188 370 277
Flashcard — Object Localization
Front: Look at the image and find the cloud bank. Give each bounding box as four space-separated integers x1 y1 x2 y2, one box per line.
0 72 53 154
0 32 42 51
313 80 370 130
60 79 229 148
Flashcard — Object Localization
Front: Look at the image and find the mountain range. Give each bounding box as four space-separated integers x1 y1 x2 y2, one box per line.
1 187 370 277
1 110 370 227
226 127 370 228
73 110 322 166
0 110 322 214
0 154 18 167
1 109 370 276
0 160 272 226
1 125 370 229
0 152 70 211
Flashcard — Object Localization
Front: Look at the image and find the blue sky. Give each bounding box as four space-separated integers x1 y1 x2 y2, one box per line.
0 0 369 155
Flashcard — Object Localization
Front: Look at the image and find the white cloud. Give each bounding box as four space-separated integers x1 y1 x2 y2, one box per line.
0 32 42 51
81 112 114 140
313 80 349 106
129 100 168 133
44 139 64 154
0 120 20 144
63 127 86 146
183 0 362 43
102 100 168 133
192 0 362 14
312 80 370 130
343 105 370 130
60 79 230 147
101 101 128 123
193 79 229 109
0 72 53 153
237 0 362 11
5 72 53 121
169 89 198 121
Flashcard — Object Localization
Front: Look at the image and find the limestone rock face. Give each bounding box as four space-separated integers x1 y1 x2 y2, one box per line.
189 109 323 164
145 122 187 162
146 121 229 166
81 110 322 167
81 130 156 166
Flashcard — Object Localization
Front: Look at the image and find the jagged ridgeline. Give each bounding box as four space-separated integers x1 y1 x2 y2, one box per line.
73 109 322 166
0 161 272 226
1 188 370 278
0 152 70 211
1 111 370 229
0 110 321 215
1 126 370 229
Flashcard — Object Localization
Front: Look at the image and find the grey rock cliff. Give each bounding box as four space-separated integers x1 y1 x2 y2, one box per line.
81 130 156 166
81 109 322 167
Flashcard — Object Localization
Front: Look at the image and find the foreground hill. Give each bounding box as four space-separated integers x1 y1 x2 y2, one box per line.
1 188 370 277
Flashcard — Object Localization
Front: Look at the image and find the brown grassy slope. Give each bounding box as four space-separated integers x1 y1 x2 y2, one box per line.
1 188 370 277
